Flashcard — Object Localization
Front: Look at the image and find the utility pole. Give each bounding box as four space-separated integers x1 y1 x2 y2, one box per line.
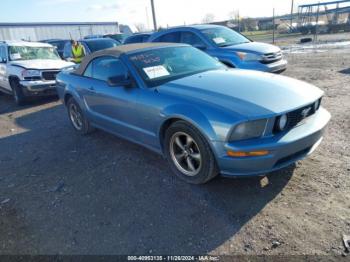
272 8 275 44
314 3 320 42
150 0 157 31
290 0 294 31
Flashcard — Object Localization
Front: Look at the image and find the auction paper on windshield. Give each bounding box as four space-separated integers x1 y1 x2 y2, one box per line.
143 65 170 79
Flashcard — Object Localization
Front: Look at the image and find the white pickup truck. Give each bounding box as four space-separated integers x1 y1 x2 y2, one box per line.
0 40 74 105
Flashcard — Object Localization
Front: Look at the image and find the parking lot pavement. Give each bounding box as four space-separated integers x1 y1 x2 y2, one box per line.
0 47 349 256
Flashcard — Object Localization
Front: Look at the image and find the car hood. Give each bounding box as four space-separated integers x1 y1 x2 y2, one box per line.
10 59 74 70
158 69 323 118
222 41 280 55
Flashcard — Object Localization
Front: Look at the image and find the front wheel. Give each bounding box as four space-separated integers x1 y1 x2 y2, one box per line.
10 79 26 106
66 97 94 135
164 121 219 184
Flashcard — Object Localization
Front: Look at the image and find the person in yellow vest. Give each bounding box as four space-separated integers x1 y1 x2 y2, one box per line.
71 40 85 63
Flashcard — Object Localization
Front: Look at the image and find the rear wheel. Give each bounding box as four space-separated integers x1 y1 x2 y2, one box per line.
67 97 94 135
10 79 26 106
164 121 219 184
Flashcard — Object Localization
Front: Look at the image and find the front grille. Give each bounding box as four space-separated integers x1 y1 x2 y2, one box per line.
273 99 321 134
24 76 41 81
42 70 60 81
286 104 316 129
260 51 283 64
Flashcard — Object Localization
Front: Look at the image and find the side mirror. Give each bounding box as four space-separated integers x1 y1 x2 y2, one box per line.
193 44 207 51
107 75 132 87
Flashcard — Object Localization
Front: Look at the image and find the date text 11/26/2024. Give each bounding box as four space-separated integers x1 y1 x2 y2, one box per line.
127 255 220 261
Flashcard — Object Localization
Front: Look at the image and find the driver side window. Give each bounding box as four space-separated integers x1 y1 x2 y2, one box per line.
181 32 205 46
83 57 128 82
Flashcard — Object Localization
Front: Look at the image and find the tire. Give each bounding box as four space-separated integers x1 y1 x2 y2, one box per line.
10 79 26 106
164 121 219 184
66 97 94 135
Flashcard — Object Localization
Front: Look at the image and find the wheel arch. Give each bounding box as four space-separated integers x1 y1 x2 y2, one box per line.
63 90 83 108
158 105 219 155
64 92 73 105
8 75 20 88
159 117 183 152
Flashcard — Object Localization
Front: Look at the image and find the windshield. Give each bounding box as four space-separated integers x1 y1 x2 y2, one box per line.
201 27 250 47
85 39 120 53
105 34 125 42
128 46 225 87
8 46 61 61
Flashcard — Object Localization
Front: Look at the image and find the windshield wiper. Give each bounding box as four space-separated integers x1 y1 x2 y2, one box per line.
218 43 234 47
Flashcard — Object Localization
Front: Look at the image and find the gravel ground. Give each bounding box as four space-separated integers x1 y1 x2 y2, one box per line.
0 35 349 258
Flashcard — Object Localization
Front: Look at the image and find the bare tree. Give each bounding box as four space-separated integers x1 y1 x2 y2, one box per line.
241 18 258 31
228 9 241 31
202 13 215 23
228 9 240 23
135 23 146 32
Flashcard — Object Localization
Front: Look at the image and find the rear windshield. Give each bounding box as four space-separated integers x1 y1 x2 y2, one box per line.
105 34 125 42
125 35 150 44
50 41 67 50
85 39 120 52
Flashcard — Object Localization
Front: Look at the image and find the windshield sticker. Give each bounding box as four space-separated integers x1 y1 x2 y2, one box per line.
10 53 22 60
143 65 170 79
213 37 226 44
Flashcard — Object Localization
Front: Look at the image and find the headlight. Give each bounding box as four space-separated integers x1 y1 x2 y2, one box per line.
236 52 262 61
229 119 267 141
22 69 41 78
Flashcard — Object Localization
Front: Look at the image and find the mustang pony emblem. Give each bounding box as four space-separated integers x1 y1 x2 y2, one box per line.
301 107 312 118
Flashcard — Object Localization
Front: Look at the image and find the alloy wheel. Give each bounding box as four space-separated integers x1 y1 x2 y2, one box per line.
69 103 83 130
169 132 202 176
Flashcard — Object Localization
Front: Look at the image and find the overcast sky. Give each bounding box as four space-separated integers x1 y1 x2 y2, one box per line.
1 0 334 29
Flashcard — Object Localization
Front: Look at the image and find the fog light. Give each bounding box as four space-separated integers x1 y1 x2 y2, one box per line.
278 114 288 131
314 99 320 111
227 150 269 157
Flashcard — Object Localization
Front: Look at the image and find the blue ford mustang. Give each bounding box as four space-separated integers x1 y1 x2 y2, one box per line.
56 43 330 184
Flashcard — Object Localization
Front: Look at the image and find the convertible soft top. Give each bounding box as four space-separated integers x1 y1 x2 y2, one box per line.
75 42 182 76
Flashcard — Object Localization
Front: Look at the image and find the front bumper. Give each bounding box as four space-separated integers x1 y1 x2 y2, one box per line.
238 58 288 73
214 107 331 177
19 80 57 97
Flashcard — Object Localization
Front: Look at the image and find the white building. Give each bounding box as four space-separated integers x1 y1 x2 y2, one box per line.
0 22 119 41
